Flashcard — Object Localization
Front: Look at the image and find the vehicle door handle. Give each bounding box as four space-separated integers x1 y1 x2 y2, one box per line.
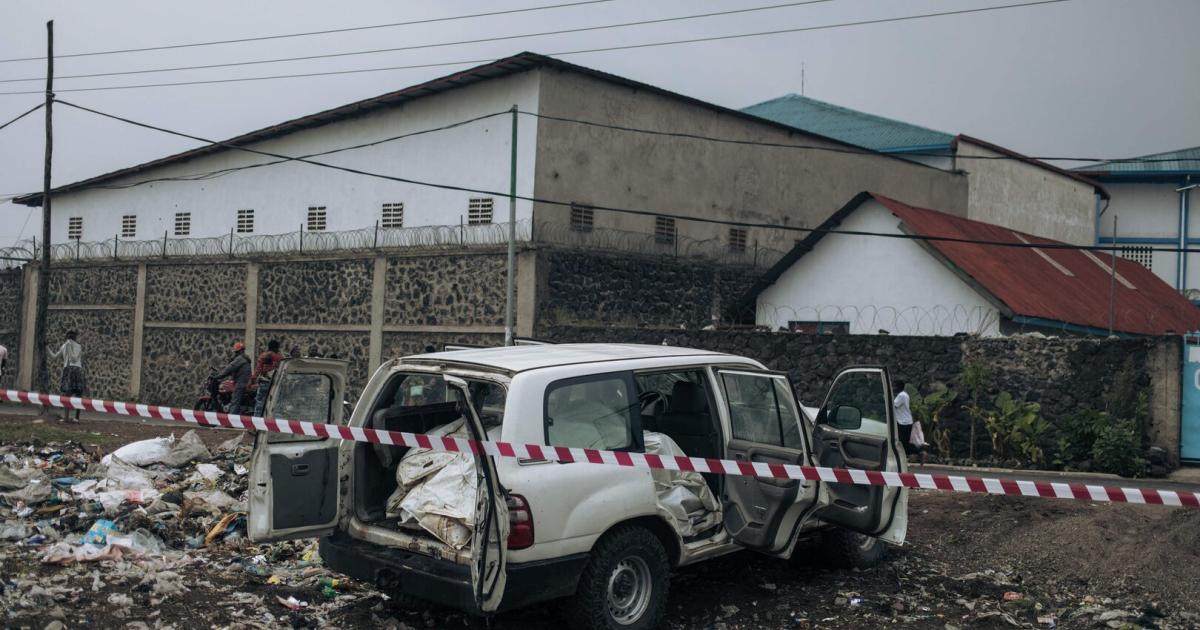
291 464 310 476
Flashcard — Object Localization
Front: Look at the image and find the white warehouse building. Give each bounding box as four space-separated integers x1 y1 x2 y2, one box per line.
13 52 974 258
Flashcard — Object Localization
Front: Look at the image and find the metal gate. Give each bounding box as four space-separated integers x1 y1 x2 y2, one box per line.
1182 334 1200 462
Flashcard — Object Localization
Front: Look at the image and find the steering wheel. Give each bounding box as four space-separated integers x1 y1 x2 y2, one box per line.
638 390 668 416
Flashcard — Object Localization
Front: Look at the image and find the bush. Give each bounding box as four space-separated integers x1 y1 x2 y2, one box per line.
1056 408 1106 465
1091 419 1145 477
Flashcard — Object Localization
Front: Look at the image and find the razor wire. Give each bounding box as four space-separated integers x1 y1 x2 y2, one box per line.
0 219 792 267
753 303 1004 336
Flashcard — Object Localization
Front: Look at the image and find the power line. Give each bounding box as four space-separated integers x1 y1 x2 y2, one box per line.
523 111 1200 165
0 0 1077 96
0 102 44 131
51 99 1200 255
0 0 614 64
0 1 838 84
92 109 512 190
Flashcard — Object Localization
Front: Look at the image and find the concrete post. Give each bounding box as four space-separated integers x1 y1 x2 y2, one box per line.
17 265 38 390
369 257 386 373
516 249 537 338
1148 336 1182 468
244 263 258 355
129 263 147 399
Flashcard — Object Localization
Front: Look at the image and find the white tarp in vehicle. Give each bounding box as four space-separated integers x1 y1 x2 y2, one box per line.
644 431 721 537
384 419 501 550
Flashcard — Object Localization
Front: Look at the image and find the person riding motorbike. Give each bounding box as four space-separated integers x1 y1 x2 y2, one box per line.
215 342 252 415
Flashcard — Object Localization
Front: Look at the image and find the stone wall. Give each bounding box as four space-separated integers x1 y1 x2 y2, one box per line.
537 249 760 328
48 266 136 306
0 269 21 390
259 259 373 326
140 328 232 407
146 263 245 324
384 254 508 326
543 326 1172 462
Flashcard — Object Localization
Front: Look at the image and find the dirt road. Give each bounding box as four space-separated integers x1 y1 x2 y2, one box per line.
1 413 1198 629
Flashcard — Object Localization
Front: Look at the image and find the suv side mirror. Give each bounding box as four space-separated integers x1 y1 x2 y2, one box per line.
832 405 862 430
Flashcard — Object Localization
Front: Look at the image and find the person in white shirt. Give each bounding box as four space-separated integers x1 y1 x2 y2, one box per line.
0 343 8 382
892 379 916 458
47 330 85 422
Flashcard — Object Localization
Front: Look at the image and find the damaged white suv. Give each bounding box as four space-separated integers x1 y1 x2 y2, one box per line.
247 344 909 629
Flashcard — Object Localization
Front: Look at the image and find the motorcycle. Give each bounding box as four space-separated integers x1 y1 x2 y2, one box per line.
194 370 258 413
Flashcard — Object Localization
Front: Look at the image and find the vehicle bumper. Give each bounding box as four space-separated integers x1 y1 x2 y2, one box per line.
319 534 589 613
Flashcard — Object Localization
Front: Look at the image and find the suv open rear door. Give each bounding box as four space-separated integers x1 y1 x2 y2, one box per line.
811 367 908 544
444 374 509 613
715 369 816 555
248 358 349 542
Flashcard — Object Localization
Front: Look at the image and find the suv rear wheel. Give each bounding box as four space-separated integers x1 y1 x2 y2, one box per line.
566 525 669 630
824 527 886 569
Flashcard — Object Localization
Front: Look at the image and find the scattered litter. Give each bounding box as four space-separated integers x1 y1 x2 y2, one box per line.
1003 591 1024 602
277 595 309 610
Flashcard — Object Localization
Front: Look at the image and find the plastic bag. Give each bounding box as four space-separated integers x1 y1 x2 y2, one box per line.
910 421 927 448
101 436 174 467
161 430 212 467
101 456 156 490
81 519 117 545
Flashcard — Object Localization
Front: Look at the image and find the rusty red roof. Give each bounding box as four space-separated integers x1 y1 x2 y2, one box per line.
872 193 1200 335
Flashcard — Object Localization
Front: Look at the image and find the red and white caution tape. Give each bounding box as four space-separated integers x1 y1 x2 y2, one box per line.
4 389 1198 508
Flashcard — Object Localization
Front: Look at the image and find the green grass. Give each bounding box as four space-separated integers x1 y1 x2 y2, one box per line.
0 422 123 447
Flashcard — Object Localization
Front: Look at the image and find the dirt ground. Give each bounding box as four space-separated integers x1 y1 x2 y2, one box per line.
1 413 1198 629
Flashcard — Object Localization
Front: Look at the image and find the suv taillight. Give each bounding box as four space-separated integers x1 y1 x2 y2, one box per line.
506 494 534 550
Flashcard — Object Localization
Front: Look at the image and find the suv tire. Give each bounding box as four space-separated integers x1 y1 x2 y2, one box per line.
565 525 670 630
824 527 886 569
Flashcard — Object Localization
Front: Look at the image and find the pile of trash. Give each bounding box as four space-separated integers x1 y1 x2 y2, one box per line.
0 430 251 565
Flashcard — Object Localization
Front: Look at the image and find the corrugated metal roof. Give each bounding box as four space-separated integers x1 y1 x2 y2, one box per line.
740 94 954 152
1073 145 1200 176
740 192 1200 336
878 194 1200 335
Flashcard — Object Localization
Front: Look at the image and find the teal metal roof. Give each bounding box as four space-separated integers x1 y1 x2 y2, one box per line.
740 94 954 153
1073 145 1200 177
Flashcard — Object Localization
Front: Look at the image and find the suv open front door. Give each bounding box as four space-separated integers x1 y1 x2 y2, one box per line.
248 358 349 542
811 367 908 544
715 369 815 555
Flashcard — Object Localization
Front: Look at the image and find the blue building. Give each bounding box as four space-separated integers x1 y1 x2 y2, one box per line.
1075 146 1200 296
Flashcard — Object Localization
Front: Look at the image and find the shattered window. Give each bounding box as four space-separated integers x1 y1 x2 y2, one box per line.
268 372 334 442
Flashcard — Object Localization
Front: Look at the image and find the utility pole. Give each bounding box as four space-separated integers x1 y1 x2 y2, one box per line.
503 105 517 346
33 20 53 393
1108 214 1118 337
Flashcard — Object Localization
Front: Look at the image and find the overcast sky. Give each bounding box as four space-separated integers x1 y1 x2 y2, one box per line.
1 0 1197 247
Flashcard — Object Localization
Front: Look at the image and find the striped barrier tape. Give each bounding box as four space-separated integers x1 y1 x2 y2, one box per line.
3 389 1198 508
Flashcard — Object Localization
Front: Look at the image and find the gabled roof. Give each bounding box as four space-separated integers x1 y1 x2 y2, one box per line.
741 192 1200 336
740 94 955 153
15 53 897 207
955 134 1109 199
1073 145 1200 179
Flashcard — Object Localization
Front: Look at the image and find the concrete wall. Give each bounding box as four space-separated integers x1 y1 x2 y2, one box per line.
956 138 1096 246
37 71 541 242
755 200 1002 335
531 67 970 255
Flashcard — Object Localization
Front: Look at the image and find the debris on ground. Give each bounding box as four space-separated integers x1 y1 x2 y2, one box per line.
1 422 1198 629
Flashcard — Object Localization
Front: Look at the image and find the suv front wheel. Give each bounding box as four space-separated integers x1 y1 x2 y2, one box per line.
566 525 669 630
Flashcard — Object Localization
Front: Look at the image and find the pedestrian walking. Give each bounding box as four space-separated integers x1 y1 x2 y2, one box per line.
0 342 8 382
893 379 916 458
216 342 252 415
47 331 85 422
252 340 285 417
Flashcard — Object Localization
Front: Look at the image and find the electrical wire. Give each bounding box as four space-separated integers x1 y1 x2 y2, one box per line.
92 109 513 190
0 102 44 131
0 0 614 63
522 111 1199 165
0 0 1077 96
50 99 1200 255
0 1 838 84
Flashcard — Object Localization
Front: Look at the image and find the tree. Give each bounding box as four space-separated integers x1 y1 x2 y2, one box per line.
960 360 992 462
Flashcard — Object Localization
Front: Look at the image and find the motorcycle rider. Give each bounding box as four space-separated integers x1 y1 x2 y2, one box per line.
215 342 252 415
